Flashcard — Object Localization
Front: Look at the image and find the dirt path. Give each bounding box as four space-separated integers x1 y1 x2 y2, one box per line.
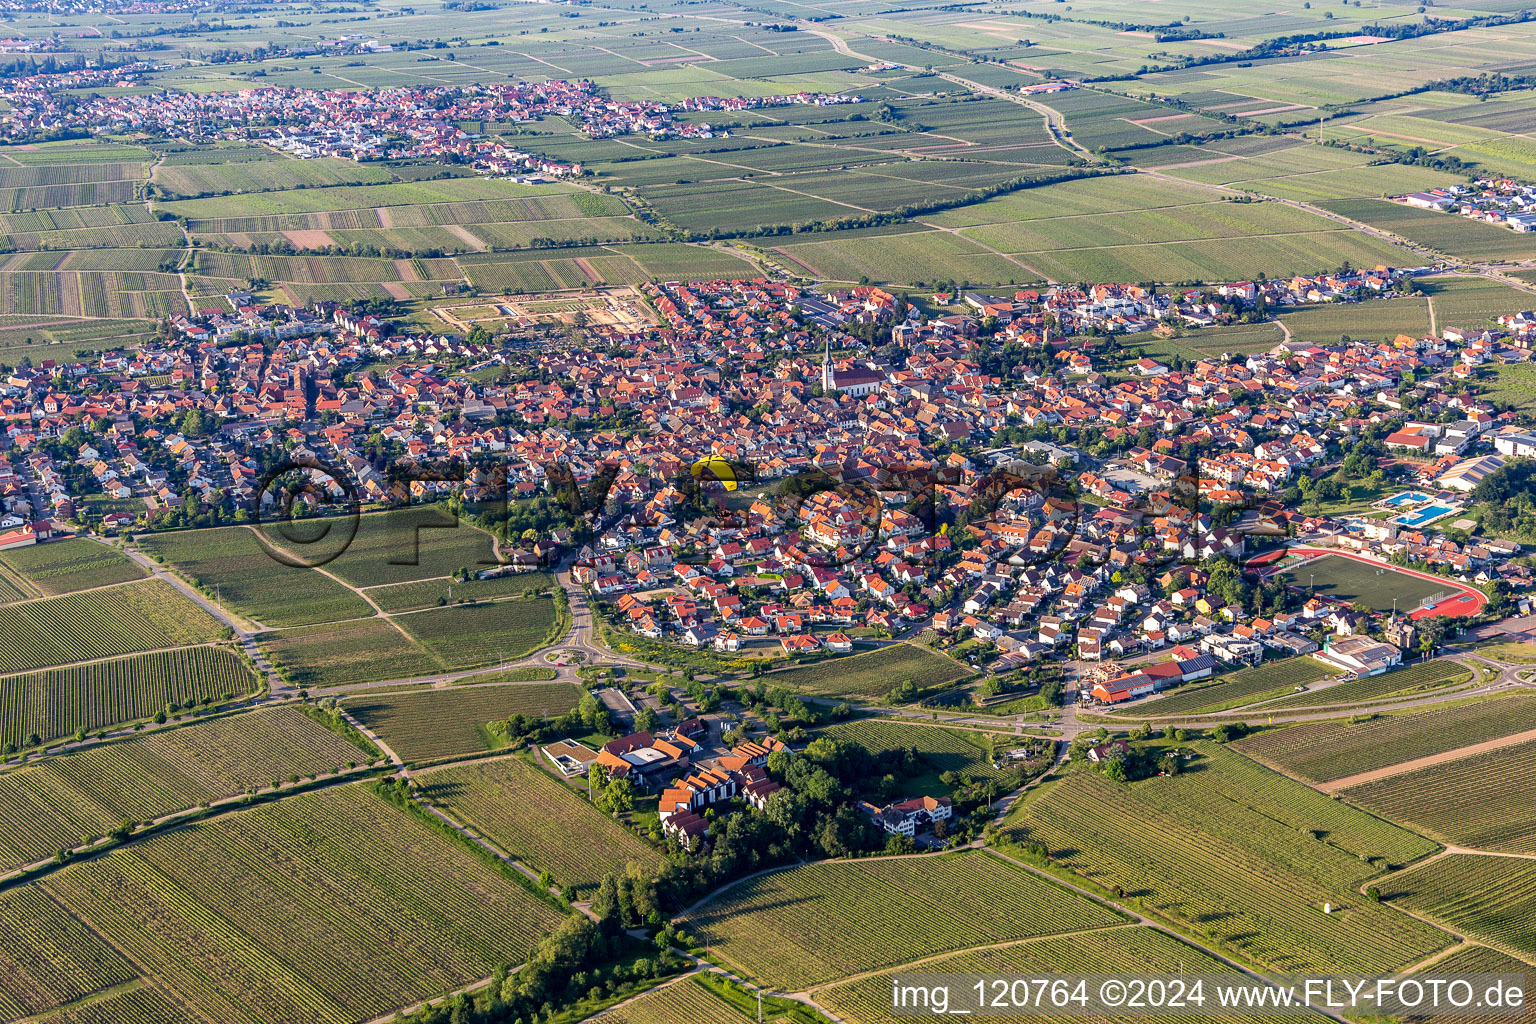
444 224 487 251
1321 726 1536 793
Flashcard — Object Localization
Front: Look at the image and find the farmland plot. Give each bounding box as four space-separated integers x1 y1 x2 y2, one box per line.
0 581 226 676
767 644 969 699
397 595 562 670
0 537 146 596
259 618 442 688
1125 658 1339 716
818 719 1012 784
0 887 140 1021
0 706 366 873
1341 739 1536 855
35 786 568 1024
419 755 663 886
1010 745 1447 974
1257 660 1470 711
344 682 582 762
1383 855 1536 962
139 526 372 628
308 507 499 588
681 851 1123 989
818 926 1274 1024
586 977 759 1024
0 647 259 750
1233 695 1536 784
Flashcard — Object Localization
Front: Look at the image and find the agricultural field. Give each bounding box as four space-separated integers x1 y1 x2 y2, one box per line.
680 851 1123 990
1273 297 1434 346
817 926 1271 1024
586 977 760 1024
0 538 146 597
1400 945 1536 1024
1233 695 1536 784
1479 642 1536 664
344 683 583 762
1124 658 1340 717
1476 361 1536 413
29 785 568 1024
1257 660 1471 711
767 644 970 699
818 719 1012 793
0 646 259 751
0 705 367 873
0 886 142 1022
0 580 226 676
1272 554 1451 612
297 507 499 589
417 755 663 887
368 571 554 612
397 595 563 670
138 526 373 628
259 618 442 689
1320 199 1536 263
1383 854 1536 962
1341 738 1536 855
1007 745 1447 974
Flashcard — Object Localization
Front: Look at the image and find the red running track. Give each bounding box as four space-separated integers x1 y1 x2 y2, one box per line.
1251 547 1486 621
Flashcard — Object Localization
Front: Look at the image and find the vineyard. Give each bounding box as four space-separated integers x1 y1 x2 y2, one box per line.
398 596 563 670
1341 739 1536 855
1400 946 1535 1024
139 527 371 628
818 720 1012 784
0 886 139 1021
1125 659 1338 717
1384 855 1536 962
0 580 226 675
419 755 663 888
368 571 553 612
1257 661 1471 711
817 926 1274 1024
587 978 759 1024
767 644 970 699
23 982 187 1024
1232 695 1536 784
1007 746 1447 974
259 618 442 688
0 706 367 873
680 851 1122 990
0 646 258 749
0 538 145 596
306 508 502 588
33 786 568 1024
345 683 582 762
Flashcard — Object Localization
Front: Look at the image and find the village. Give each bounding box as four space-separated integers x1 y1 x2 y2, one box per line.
2 263 1534 738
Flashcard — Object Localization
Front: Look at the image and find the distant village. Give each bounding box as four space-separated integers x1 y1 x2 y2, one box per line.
0 76 859 178
1400 179 1536 233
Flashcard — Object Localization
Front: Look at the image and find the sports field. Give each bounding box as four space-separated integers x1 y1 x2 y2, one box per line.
1272 553 1462 613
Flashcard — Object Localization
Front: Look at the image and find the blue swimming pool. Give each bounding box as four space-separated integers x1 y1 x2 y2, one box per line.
1384 491 1431 508
1392 504 1455 527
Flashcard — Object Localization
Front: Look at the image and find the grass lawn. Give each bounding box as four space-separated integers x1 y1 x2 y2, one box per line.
1273 554 1449 612
765 644 970 700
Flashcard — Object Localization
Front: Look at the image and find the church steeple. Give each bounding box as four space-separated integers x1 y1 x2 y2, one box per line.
822 336 834 392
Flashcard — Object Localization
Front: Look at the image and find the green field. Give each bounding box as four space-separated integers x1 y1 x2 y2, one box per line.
1476 361 1536 413
0 646 259 751
767 644 970 699
367 571 554 612
0 705 367 872
1320 199 1536 263
1234 695 1536 784
587 976 761 1024
1383 855 1536 962
1125 658 1339 717
1257 660 1471 711
818 926 1274 1024
397 595 563 670
259 618 442 689
1273 554 1451 612
139 527 372 628
302 508 500 589
24 786 567 1024
1007 744 1446 974
344 683 583 762
0 580 226 676
681 851 1123 990
1342 739 1536 856
418 754 663 887
0 539 146 597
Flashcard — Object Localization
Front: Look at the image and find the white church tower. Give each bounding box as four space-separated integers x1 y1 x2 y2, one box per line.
822 337 834 392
